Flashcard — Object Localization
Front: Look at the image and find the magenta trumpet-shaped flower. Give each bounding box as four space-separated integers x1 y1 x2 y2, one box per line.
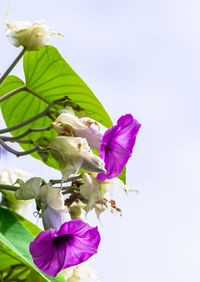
97 114 141 181
29 219 100 277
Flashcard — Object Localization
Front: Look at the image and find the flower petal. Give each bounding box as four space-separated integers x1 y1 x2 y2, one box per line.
97 114 141 181
29 220 100 277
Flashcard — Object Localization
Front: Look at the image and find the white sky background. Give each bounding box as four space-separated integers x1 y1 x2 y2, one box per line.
0 0 200 281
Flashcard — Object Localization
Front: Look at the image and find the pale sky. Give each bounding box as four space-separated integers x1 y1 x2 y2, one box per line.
1 1 200 281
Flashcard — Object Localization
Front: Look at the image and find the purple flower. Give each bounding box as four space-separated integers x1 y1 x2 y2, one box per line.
97 114 141 181
29 219 101 277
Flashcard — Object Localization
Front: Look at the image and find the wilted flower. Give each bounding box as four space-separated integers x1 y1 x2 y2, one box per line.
79 173 125 218
5 19 56 50
49 136 105 180
97 114 141 181
29 219 101 277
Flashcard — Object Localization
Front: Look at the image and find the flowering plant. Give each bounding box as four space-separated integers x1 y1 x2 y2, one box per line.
0 13 140 282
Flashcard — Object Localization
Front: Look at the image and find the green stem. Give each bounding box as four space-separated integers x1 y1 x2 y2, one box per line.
0 86 26 103
62 186 79 195
0 126 52 141
50 175 82 185
0 139 48 157
0 48 26 85
0 97 67 134
0 184 18 192
25 87 51 106
7 139 34 144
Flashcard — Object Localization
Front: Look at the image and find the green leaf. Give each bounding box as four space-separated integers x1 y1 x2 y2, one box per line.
118 166 126 184
27 270 50 282
0 46 126 183
14 212 41 237
0 207 65 282
24 45 112 128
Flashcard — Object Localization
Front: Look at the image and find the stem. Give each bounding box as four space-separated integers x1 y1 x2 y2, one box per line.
0 48 26 85
0 126 52 141
0 97 67 134
0 184 18 192
7 139 34 144
61 186 79 195
0 139 48 157
50 175 82 185
25 87 51 106
0 86 26 103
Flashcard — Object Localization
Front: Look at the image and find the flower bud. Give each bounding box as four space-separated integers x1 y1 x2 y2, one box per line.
5 19 56 50
39 184 65 210
49 136 105 180
15 177 43 200
42 207 70 230
69 201 87 221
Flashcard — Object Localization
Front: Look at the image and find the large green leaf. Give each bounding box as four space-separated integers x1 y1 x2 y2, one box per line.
0 46 126 183
0 207 65 282
0 46 112 163
24 46 112 128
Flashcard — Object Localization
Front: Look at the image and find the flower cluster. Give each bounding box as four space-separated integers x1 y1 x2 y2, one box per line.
24 108 140 278
50 108 141 220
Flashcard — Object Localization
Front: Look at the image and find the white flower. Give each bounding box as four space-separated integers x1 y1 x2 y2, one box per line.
52 109 87 136
62 261 98 282
5 19 56 50
74 117 106 150
49 136 105 180
0 168 31 184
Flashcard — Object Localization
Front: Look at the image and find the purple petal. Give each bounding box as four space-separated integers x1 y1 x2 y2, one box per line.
97 114 141 181
29 219 100 277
